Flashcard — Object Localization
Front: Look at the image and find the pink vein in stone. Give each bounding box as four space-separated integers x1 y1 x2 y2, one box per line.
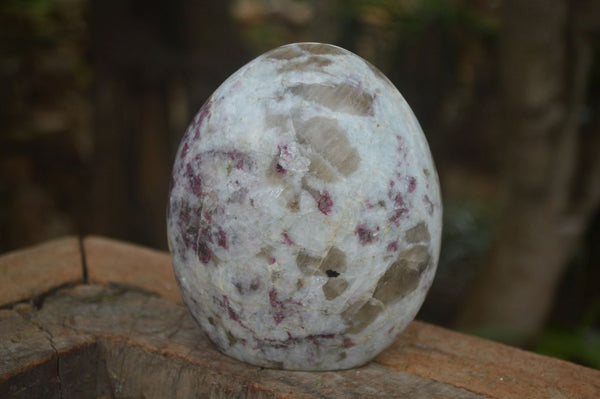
216 292 349 355
256 331 338 352
181 142 190 159
278 144 290 154
396 135 408 161
407 176 417 193
389 208 409 226
222 296 241 323
275 163 287 174
185 164 205 197
269 288 302 325
388 180 409 226
356 225 377 245
215 295 248 329
269 289 286 324
364 199 379 209
317 190 333 215
196 237 213 264
216 229 228 249
282 232 293 245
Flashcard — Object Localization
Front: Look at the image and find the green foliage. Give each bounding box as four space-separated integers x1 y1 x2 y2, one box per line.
1 0 52 14
245 21 290 53
534 322 600 370
0 0 86 55
344 0 498 39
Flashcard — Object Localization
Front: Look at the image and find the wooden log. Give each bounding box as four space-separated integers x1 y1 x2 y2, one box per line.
84 236 181 304
0 237 598 398
0 237 82 307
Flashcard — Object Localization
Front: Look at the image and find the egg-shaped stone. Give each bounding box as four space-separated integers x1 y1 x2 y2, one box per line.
167 42 442 370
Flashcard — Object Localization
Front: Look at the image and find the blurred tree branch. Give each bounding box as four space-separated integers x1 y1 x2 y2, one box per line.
457 0 600 344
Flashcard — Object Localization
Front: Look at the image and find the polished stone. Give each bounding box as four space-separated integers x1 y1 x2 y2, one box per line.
167 42 442 370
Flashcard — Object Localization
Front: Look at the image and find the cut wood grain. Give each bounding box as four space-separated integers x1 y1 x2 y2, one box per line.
1 285 488 399
1 236 598 399
378 322 600 398
84 235 181 304
0 236 82 307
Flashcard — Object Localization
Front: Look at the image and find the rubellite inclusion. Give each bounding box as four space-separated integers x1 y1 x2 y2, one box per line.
167 43 442 370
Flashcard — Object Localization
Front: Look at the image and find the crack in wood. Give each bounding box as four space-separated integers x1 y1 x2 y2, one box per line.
18 310 64 399
2 283 598 399
79 237 88 284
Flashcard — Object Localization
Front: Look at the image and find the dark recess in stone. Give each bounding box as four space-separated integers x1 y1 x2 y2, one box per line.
326 269 340 277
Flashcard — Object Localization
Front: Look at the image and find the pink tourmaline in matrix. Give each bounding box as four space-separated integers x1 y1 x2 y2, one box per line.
167 42 442 370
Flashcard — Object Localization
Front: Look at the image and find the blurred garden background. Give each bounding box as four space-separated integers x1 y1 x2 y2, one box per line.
1 0 599 368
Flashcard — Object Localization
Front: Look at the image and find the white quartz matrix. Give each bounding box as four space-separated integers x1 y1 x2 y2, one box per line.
167 43 442 370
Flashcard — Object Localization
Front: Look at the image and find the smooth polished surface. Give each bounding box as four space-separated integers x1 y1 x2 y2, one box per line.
167 43 442 370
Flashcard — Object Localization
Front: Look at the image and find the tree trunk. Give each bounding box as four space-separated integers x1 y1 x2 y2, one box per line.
457 0 600 344
89 0 246 249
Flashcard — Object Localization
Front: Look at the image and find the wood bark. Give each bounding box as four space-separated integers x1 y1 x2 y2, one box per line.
457 0 600 344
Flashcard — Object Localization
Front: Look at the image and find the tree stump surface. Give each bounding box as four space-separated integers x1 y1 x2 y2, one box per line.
1 237 598 398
